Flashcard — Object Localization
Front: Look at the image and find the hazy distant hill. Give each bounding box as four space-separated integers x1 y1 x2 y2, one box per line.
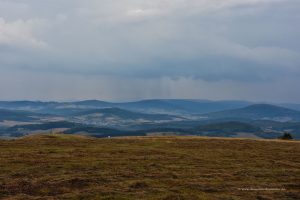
73 100 112 107
280 103 300 112
204 104 300 121
8 121 79 131
1 100 300 140
1 100 300 115
72 107 179 121
117 99 252 114
194 121 261 134
0 101 54 112
0 99 252 115
0 109 48 122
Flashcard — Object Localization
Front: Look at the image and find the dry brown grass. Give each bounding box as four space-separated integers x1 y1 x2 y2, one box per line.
0 134 299 200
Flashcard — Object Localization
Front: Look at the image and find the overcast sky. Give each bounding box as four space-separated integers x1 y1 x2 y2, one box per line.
0 0 300 102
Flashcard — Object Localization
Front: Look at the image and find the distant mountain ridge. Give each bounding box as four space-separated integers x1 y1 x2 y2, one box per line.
0 99 253 114
1 99 300 140
204 104 300 121
1 99 300 114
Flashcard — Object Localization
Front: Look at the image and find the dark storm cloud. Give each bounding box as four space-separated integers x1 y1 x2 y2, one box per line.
0 0 300 102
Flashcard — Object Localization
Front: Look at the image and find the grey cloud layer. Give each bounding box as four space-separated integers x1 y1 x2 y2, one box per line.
0 0 299 101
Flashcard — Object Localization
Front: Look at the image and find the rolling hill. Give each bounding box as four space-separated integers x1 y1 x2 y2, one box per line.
0 109 48 122
194 121 261 134
1 100 300 140
72 107 181 121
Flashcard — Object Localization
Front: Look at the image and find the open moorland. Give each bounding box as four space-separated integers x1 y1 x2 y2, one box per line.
0 134 299 200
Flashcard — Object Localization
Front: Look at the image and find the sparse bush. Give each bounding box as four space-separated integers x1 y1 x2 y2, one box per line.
278 132 293 140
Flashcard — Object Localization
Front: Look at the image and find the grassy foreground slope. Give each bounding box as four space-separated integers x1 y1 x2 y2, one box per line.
0 135 299 200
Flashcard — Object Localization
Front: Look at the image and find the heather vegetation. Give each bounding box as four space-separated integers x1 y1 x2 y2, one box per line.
0 134 299 199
